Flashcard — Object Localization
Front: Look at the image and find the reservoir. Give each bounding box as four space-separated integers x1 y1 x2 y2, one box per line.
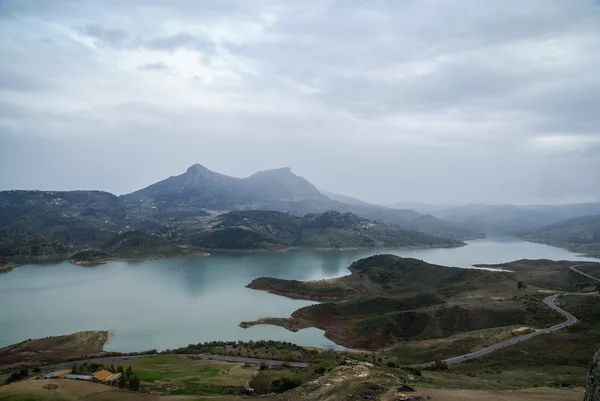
0 238 597 352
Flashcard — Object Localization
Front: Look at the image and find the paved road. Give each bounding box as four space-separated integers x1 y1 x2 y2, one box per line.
410 264 600 368
571 264 600 282
190 354 308 368
42 353 308 371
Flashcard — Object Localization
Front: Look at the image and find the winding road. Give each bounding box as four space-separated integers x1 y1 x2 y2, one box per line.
571 264 600 282
411 264 599 368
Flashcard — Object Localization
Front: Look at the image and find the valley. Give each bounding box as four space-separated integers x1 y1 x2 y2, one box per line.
2 168 600 401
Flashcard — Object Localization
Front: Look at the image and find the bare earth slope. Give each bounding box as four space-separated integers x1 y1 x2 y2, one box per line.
0 331 109 369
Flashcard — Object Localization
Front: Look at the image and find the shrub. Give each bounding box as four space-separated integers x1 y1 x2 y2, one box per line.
271 377 301 393
7 372 21 384
249 372 271 395
314 366 327 375
402 366 422 377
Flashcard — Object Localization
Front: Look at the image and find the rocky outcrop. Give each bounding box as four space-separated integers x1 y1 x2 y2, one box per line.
585 347 600 401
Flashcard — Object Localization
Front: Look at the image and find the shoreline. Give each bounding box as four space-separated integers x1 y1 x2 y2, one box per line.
70 251 211 266
0 242 467 272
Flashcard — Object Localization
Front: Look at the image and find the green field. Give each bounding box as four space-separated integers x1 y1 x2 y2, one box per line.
97 355 258 395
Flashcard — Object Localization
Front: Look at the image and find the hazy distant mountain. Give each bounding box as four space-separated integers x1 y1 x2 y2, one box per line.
431 203 600 234
319 190 376 207
518 214 600 257
188 210 465 250
387 202 451 215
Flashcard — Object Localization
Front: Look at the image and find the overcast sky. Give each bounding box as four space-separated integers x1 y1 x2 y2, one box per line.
1 0 600 205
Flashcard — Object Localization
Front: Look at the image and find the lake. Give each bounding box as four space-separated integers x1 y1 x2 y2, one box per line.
0 238 597 352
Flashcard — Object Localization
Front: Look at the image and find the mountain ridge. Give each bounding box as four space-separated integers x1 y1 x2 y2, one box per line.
121 164 481 240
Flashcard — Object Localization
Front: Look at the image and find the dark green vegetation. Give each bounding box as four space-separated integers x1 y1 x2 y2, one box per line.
244 255 596 349
0 164 483 266
518 214 600 257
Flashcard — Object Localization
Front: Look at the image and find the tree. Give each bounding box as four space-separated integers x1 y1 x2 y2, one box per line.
110 364 115 373
71 364 77 374
129 375 140 391
117 365 124 374
118 376 125 389
19 368 28 378
125 365 133 380
517 281 524 290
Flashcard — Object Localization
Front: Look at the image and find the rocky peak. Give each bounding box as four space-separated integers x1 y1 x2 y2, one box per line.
585 347 600 401
185 163 212 175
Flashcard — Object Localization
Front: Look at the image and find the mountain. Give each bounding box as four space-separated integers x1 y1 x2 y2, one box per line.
122 165 481 240
518 214 600 257
123 164 326 208
187 210 465 250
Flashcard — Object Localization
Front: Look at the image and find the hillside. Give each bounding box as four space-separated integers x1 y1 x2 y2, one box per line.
187 210 465 251
69 230 197 265
0 190 127 262
518 214 600 257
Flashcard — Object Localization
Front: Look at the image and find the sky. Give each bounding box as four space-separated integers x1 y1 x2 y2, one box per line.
1 0 600 205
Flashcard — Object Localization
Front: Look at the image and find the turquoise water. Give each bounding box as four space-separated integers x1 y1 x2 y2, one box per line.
0 238 596 352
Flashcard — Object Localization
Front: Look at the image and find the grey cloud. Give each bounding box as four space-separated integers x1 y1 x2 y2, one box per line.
138 62 169 71
1 0 600 204
0 70 43 92
78 23 129 45
144 33 214 52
